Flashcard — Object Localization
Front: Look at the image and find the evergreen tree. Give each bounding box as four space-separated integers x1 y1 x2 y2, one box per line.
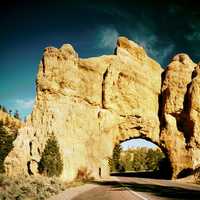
121 151 132 171
146 148 164 170
112 144 122 172
9 110 12 116
0 121 17 172
2 106 7 113
14 110 20 120
132 149 145 171
38 134 63 177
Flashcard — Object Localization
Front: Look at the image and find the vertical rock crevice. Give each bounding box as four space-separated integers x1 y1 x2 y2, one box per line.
42 57 46 76
101 68 109 109
29 141 33 156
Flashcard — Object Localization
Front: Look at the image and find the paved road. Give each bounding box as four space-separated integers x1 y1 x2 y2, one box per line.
49 176 200 200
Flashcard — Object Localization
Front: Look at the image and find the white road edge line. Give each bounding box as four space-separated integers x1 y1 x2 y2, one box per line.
124 186 149 200
121 184 149 200
113 177 149 200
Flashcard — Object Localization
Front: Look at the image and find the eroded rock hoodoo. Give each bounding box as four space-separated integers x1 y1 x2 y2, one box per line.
4 37 200 180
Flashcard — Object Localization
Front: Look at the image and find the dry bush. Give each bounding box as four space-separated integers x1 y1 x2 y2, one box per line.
0 174 66 200
76 167 94 181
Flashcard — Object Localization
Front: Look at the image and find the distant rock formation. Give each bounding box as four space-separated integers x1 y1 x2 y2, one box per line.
4 37 200 180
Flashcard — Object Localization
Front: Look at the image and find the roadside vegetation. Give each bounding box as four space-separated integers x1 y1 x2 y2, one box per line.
0 174 85 200
0 115 66 200
0 107 86 200
0 107 65 199
109 143 166 173
0 120 17 173
0 130 83 200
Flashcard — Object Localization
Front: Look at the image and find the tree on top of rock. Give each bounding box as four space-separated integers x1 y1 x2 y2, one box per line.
14 110 20 120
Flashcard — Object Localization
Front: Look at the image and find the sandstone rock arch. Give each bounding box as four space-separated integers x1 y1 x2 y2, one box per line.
4 37 200 181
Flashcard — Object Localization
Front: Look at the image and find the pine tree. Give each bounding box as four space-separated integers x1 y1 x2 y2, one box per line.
38 134 63 177
14 110 20 120
0 122 17 172
2 106 7 113
112 144 122 172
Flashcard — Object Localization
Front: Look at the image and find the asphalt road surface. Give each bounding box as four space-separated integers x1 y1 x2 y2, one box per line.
49 176 200 200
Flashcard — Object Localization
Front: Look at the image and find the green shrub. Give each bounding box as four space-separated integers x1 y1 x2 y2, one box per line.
38 134 63 177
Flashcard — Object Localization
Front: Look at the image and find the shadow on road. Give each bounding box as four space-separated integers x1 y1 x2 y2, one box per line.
111 171 165 179
89 180 200 199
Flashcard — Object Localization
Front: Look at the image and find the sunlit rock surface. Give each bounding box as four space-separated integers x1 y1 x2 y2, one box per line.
160 53 197 178
4 37 200 180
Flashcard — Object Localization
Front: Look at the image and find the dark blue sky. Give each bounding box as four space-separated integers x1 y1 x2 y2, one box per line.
1 0 200 119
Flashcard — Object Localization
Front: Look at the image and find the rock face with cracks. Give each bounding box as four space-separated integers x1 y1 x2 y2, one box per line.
4 37 200 180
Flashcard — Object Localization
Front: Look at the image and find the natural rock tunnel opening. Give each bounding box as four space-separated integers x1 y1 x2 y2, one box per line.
110 138 173 179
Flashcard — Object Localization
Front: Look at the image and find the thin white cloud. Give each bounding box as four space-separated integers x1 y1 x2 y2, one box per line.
129 24 175 65
15 99 34 110
143 37 175 64
146 42 175 65
129 24 159 56
97 26 119 49
159 44 175 63
96 24 174 65
139 35 158 55
185 23 200 41
186 32 200 41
